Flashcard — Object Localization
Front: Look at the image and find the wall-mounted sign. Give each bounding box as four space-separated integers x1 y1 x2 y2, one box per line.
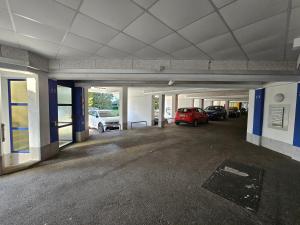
268 105 289 131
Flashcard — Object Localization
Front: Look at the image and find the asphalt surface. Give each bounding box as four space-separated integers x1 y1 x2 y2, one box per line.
1 117 300 225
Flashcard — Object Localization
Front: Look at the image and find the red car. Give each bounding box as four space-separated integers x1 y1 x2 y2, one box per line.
175 107 209 126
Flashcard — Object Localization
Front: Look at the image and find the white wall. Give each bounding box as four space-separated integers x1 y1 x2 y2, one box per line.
262 82 297 145
247 90 255 134
247 82 300 161
128 88 153 127
204 99 213 108
178 95 193 108
37 72 50 147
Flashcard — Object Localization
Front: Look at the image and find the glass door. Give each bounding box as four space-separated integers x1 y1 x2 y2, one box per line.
57 85 73 147
8 79 30 153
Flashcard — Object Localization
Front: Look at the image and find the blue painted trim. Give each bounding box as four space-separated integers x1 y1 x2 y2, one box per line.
73 87 85 132
293 83 300 147
10 103 28 106
8 79 30 153
48 79 59 143
253 88 265 136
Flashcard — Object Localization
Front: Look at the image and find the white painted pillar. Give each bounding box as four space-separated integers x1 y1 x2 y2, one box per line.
224 100 230 115
171 94 178 119
146 95 154 126
120 87 128 130
158 94 165 128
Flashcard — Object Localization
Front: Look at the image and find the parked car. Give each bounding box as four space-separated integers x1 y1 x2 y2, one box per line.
228 107 241 118
240 107 248 115
89 109 120 132
175 107 208 126
204 106 227 120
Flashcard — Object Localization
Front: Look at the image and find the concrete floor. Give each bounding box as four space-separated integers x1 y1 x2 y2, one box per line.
1 118 300 225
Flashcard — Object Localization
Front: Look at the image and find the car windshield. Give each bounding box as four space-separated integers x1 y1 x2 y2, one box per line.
178 108 191 113
99 111 116 117
205 106 219 110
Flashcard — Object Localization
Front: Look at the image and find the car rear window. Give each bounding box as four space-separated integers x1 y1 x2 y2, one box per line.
178 108 191 113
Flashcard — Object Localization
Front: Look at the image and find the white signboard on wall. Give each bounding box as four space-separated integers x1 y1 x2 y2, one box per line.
268 105 290 131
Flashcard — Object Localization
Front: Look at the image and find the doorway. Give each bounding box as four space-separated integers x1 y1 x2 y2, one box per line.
57 85 73 148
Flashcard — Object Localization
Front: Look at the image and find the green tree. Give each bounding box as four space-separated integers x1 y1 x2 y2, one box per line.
88 92 114 109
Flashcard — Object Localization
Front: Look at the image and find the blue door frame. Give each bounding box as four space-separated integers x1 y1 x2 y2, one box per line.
253 88 265 136
8 79 29 153
294 83 300 147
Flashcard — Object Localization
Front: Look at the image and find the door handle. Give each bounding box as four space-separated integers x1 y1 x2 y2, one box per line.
1 123 5 142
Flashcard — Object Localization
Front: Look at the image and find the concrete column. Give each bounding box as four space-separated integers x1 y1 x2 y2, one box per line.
200 99 204 109
120 87 128 130
171 94 178 119
158 94 165 128
224 100 230 116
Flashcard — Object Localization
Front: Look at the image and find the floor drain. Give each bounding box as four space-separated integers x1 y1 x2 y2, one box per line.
202 160 264 212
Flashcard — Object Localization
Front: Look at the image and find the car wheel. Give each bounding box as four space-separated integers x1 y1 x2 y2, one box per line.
205 118 209 124
175 122 180 126
193 120 198 127
98 123 105 133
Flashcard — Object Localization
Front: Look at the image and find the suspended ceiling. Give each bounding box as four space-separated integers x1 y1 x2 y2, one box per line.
0 0 299 61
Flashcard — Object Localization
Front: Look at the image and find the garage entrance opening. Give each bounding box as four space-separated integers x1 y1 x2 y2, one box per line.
88 87 120 135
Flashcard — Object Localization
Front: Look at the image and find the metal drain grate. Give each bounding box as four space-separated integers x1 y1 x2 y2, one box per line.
202 160 264 212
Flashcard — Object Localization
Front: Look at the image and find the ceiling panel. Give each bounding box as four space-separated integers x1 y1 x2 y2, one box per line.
132 0 158 9
220 0 289 30
292 0 300 8
96 46 130 59
18 35 61 58
70 13 118 44
10 0 76 30
210 47 246 60
62 33 103 54
134 46 168 59
152 33 191 53
285 43 300 60
58 46 92 59
107 33 146 53
248 47 284 61
0 8 13 30
234 13 286 45
197 33 237 55
124 13 172 44
243 34 285 55
14 15 65 43
0 0 7 9
172 46 209 59
178 13 228 44
149 0 214 30
0 28 20 47
288 7 300 44
80 0 143 30
55 0 82 10
212 0 236 8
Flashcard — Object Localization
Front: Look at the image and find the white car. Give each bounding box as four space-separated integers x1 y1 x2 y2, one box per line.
89 109 120 133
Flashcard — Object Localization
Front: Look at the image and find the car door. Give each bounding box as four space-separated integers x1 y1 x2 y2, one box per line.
198 108 206 122
89 110 96 128
195 108 201 121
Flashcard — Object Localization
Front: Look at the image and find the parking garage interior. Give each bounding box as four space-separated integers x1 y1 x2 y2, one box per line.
0 0 300 224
